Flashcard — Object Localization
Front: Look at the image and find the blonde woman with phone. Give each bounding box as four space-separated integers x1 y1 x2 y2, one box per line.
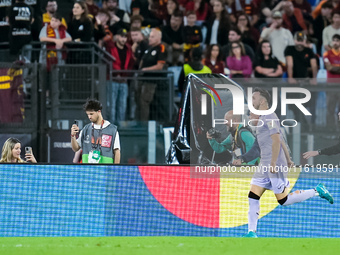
0 138 37 163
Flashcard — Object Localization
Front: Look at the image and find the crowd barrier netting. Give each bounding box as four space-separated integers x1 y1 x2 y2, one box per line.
0 165 339 237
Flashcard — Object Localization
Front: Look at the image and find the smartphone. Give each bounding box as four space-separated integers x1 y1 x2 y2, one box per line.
74 120 79 138
25 146 32 154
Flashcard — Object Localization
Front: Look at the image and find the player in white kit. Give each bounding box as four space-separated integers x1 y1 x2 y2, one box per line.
244 88 334 238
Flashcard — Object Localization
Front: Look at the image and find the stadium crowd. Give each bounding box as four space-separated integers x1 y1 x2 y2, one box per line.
1 0 340 123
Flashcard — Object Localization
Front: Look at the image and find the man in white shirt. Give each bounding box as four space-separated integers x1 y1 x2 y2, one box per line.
260 10 295 65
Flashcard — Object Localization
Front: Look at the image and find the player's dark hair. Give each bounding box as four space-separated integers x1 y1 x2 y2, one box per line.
254 87 271 106
83 98 102 111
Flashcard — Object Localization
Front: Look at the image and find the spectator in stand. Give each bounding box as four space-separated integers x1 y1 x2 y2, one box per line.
11 0 42 41
67 1 94 63
203 44 225 74
137 28 166 121
129 14 151 38
284 31 318 124
105 28 134 123
236 12 260 53
165 0 180 25
230 0 259 26
104 0 130 31
323 10 340 52
162 10 184 66
7 0 34 58
312 0 340 19
221 26 255 62
281 1 307 35
285 32 318 83
226 41 252 78
93 9 113 45
86 0 100 17
178 46 212 94
131 27 149 68
130 27 148 119
205 0 231 47
323 34 340 126
39 13 72 71
68 1 93 42
253 40 283 78
43 0 67 28
260 10 294 66
185 0 210 25
131 0 162 27
313 1 332 55
183 10 202 61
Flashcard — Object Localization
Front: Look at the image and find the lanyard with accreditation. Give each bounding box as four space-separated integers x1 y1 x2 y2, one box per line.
88 120 104 163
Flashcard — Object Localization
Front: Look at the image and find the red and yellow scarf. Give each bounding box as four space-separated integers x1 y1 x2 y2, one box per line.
46 24 67 71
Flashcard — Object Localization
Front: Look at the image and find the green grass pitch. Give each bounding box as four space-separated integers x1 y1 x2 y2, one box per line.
0 237 339 255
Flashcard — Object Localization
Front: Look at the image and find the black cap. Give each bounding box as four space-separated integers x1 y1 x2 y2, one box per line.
116 28 128 37
294 31 306 42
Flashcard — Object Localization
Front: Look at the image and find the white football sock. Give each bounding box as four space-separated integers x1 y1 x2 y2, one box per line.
282 189 316 206
248 198 260 232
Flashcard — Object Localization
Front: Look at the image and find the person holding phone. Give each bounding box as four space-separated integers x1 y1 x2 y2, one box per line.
0 138 37 163
71 98 120 164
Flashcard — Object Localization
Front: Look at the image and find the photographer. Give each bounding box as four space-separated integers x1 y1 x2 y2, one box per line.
0 138 37 163
232 112 294 166
206 110 257 165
